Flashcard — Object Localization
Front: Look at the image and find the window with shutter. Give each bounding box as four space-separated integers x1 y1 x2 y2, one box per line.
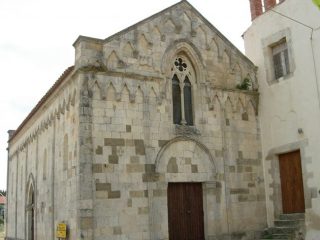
272 40 290 79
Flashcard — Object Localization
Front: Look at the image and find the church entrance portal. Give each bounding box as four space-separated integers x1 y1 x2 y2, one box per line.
167 182 204 240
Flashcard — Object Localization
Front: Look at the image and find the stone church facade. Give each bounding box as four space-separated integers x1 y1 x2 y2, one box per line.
6 1 266 239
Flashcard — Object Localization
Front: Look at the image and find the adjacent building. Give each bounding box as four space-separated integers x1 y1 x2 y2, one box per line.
6 1 266 240
0 195 5 221
244 0 320 239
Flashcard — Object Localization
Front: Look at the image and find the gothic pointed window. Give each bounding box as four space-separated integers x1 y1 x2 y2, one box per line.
172 74 181 124
184 76 193 125
171 57 194 126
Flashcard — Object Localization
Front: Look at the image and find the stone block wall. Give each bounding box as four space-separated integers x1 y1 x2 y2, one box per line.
73 2 266 239
6 2 267 240
77 70 265 239
6 72 80 240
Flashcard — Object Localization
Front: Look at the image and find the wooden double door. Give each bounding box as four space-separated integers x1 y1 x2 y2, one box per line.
279 150 305 213
167 182 204 240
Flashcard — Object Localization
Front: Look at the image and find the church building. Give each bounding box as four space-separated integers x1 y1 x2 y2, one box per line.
6 1 266 239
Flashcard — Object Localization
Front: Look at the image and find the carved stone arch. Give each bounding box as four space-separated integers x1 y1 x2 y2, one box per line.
208 38 219 53
196 25 207 48
213 95 222 113
246 99 258 116
149 86 158 102
161 39 206 84
236 97 245 113
236 97 248 120
62 99 67 113
135 86 144 104
122 41 135 58
110 78 123 101
163 17 176 34
155 136 216 175
107 51 122 70
26 173 35 206
138 34 152 54
106 81 117 101
90 81 100 100
222 49 231 67
137 82 147 97
121 83 131 102
232 63 243 85
180 12 192 32
225 96 234 113
151 25 162 42
66 93 71 110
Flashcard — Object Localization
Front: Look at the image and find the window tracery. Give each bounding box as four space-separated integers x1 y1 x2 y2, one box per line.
171 56 194 126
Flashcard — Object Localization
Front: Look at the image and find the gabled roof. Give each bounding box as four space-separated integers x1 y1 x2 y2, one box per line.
9 1 254 144
74 0 253 65
0 196 6 205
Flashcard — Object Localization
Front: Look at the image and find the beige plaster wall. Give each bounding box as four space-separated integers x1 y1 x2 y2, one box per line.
244 0 320 237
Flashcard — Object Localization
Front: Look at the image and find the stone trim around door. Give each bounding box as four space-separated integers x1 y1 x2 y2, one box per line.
265 139 314 218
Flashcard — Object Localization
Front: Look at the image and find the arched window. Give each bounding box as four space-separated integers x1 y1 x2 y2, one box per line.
172 74 181 124
26 180 35 240
171 57 194 126
183 76 193 125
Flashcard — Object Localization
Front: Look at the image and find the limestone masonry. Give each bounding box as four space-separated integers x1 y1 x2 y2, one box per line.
6 1 266 239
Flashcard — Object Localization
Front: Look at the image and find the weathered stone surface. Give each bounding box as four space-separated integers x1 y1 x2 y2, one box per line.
134 139 145 155
167 157 178 173
93 164 103 173
96 183 111 191
108 154 119 164
126 164 144 173
6 1 264 240
230 188 250 195
95 145 103 155
104 138 125 146
108 191 121 199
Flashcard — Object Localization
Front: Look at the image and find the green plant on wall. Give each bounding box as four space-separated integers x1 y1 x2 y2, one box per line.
236 78 251 90
313 0 320 9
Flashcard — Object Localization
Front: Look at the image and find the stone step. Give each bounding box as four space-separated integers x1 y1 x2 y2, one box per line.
279 213 305 220
260 234 291 240
274 219 303 227
260 237 290 240
260 229 292 240
270 226 296 235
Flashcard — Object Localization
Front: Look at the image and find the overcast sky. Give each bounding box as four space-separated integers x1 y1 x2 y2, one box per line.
0 0 251 190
